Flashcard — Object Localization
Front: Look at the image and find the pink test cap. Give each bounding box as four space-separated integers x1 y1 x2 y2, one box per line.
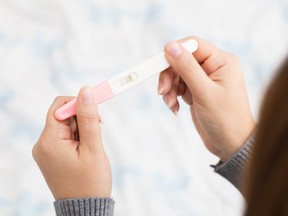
55 81 114 121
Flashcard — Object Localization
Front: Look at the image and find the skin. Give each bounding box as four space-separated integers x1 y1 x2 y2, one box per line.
158 36 256 162
32 87 112 200
33 36 256 199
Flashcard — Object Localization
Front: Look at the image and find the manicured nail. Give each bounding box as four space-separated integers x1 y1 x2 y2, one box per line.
158 79 164 95
80 86 94 104
166 42 182 58
164 95 173 108
172 106 179 116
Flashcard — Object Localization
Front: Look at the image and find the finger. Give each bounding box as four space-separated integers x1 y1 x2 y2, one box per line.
70 117 78 134
158 68 175 95
70 117 79 140
164 41 214 98
182 87 193 105
162 79 179 111
46 96 75 127
177 80 193 105
76 86 103 153
40 96 76 142
170 100 179 115
177 78 186 96
171 75 181 108
163 89 177 109
177 36 228 75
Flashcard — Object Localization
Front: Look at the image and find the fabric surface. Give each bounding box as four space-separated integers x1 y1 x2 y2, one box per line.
1 0 288 215
53 132 254 216
54 198 114 216
214 132 255 193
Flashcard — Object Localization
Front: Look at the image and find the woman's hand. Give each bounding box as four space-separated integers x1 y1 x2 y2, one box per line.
32 87 112 200
158 36 256 161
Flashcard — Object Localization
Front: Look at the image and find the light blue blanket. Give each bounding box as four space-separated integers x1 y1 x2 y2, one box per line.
0 0 288 215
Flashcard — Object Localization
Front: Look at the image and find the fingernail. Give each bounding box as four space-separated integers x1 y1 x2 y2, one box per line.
166 42 182 58
158 79 164 95
80 86 94 104
172 106 179 116
158 87 164 95
164 95 173 108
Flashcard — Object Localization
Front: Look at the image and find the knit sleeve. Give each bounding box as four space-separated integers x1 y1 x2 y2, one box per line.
213 132 255 193
54 198 114 216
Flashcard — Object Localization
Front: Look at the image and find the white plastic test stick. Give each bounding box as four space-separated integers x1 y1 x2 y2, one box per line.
55 40 198 120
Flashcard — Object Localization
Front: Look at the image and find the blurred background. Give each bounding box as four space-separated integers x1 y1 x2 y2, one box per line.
0 0 288 215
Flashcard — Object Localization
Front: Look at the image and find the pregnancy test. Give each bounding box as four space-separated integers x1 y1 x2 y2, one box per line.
55 39 198 120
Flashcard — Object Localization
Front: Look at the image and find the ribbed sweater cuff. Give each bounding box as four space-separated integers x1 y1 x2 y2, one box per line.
54 198 114 216
214 131 255 192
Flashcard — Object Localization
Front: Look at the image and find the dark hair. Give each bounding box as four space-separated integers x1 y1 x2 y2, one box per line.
245 57 288 215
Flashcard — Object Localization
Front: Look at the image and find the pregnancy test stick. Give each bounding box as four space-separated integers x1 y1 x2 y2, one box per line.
55 40 198 120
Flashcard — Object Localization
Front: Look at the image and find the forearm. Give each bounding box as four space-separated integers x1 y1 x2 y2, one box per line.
54 198 114 216
213 131 255 193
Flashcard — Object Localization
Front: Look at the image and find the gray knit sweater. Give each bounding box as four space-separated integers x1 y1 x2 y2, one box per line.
54 134 255 216
54 198 114 216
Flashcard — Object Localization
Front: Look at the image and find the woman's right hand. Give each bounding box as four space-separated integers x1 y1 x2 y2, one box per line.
32 87 112 200
158 36 256 162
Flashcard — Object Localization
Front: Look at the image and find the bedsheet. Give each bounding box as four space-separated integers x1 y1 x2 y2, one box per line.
0 0 288 215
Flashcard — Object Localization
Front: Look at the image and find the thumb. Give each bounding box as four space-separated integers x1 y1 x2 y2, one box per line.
76 86 103 152
165 41 213 97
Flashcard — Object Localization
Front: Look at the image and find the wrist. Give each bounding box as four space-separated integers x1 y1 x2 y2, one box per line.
219 121 256 162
